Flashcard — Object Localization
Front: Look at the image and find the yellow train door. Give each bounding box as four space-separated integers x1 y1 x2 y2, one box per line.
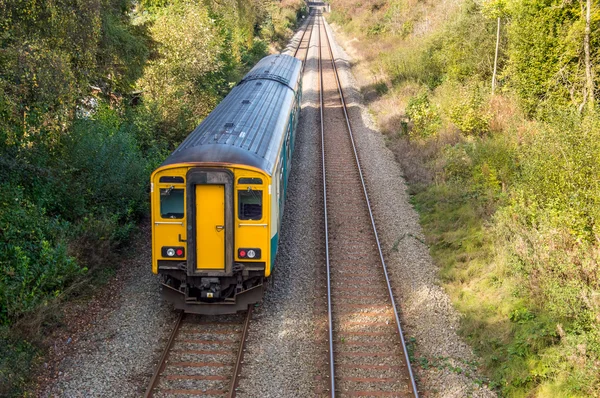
196 184 226 270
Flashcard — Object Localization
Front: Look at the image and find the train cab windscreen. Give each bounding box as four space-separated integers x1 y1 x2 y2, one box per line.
238 189 262 220
160 187 184 219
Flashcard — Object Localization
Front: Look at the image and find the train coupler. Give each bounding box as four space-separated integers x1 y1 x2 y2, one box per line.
200 277 221 299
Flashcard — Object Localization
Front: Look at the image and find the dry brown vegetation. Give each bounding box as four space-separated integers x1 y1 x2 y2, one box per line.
328 0 600 395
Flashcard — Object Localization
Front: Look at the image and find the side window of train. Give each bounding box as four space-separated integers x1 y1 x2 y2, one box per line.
238 189 262 220
278 166 283 203
160 186 185 219
292 102 297 121
296 89 301 109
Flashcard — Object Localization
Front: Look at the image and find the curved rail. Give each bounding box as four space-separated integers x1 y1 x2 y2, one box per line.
318 11 419 397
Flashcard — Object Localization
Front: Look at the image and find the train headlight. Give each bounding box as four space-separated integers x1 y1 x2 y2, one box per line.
238 248 261 259
162 246 185 258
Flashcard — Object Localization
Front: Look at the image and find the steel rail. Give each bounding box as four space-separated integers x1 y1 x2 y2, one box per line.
317 11 336 397
228 306 253 398
320 14 420 397
144 311 184 398
301 12 315 75
293 10 314 59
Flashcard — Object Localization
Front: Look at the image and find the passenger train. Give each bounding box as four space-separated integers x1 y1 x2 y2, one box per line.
151 54 302 314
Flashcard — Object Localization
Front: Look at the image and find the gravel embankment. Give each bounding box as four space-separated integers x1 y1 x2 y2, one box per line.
323 19 496 397
39 228 178 397
236 22 328 397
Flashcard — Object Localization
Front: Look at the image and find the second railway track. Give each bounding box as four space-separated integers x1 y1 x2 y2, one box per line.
316 11 419 397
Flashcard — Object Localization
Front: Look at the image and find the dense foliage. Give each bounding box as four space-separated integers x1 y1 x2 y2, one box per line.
330 0 600 395
0 0 305 394
0 0 150 325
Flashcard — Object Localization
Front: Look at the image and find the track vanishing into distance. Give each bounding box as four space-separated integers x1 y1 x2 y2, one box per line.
144 15 316 398
145 10 418 397
315 11 419 397
293 11 315 63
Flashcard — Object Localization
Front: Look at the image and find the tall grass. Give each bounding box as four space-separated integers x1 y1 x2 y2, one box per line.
328 0 600 395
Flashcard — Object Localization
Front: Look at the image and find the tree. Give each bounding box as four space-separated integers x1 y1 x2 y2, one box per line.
505 0 599 114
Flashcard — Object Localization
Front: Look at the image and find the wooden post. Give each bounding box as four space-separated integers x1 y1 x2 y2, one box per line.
492 16 501 95
584 0 594 110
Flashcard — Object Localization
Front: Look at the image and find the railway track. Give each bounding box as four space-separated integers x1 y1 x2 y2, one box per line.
145 17 317 398
316 11 419 397
293 11 314 62
144 308 252 397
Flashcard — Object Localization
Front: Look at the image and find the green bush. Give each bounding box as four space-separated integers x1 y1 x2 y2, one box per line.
406 92 442 138
500 112 600 317
506 0 600 116
448 84 491 136
63 105 148 224
377 0 498 89
259 0 306 46
0 327 39 397
487 112 600 395
0 183 83 325
0 102 152 326
241 38 269 68
136 1 227 143
379 39 445 88
434 0 498 83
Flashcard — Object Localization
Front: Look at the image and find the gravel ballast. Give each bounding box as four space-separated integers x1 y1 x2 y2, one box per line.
39 228 178 397
235 20 328 397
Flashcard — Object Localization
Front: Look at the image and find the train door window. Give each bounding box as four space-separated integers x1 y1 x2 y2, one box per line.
238 189 262 220
160 187 184 219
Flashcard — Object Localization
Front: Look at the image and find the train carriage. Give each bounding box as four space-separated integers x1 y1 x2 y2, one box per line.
151 54 302 314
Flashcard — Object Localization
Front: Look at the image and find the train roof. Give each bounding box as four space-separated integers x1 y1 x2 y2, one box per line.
160 54 302 175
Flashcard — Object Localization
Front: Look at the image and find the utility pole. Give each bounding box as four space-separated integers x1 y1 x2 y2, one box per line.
584 0 594 110
492 16 501 95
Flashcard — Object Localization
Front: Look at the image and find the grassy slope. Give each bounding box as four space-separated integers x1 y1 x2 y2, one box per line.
328 0 600 396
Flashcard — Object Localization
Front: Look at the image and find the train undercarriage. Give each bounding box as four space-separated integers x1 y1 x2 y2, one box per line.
158 262 265 315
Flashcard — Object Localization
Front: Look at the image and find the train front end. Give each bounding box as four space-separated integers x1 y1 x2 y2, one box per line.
151 164 273 315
